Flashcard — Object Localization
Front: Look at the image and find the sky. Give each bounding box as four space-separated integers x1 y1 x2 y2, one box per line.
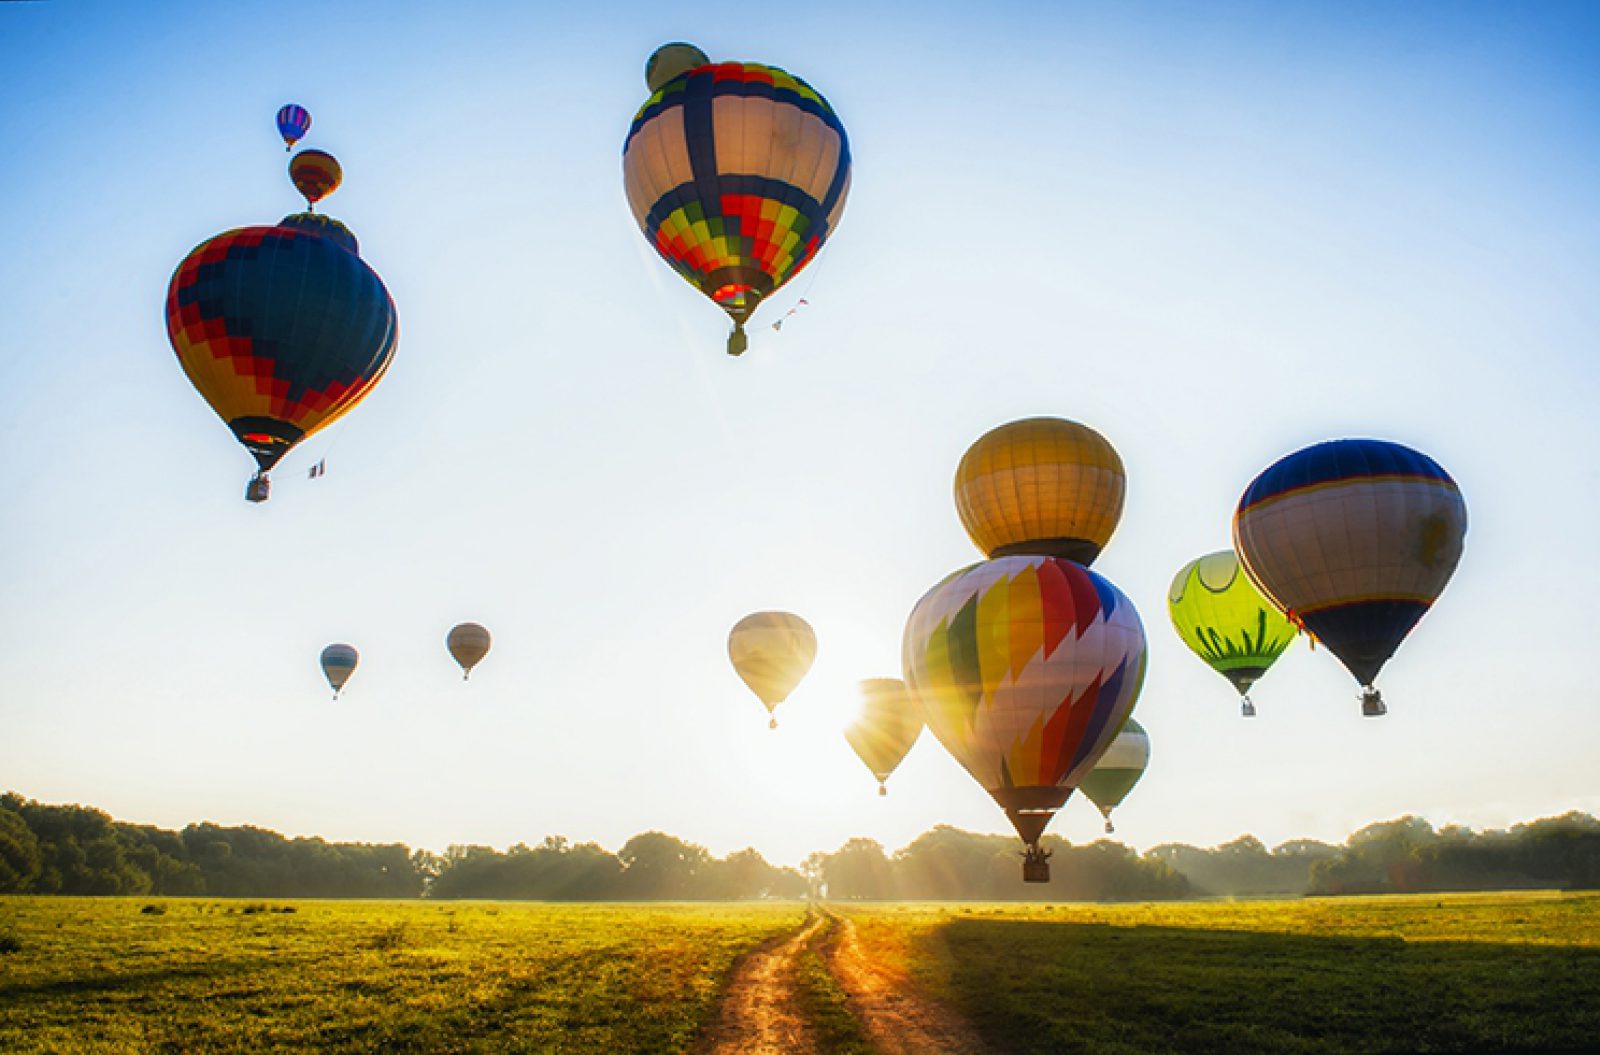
1 1 1597 868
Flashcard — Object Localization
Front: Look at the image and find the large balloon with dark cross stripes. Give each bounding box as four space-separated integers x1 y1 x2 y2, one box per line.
623 43 851 355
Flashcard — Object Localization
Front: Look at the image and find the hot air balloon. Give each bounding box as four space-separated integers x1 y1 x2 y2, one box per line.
844 678 923 796
278 211 359 254
321 643 358 699
166 215 397 501
954 418 1126 565
904 556 1147 881
1234 439 1467 717
728 612 817 728
623 43 851 356
447 623 492 681
1078 717 1149 833
276 104 311 151
1168 550 1297 717
289 149 342 211
645 42 710 92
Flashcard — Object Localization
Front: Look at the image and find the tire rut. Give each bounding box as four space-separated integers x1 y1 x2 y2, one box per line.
693 909 827 1055
819 908 990 1055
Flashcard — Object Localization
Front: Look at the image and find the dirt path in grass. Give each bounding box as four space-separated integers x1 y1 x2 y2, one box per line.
820 909 990 1055
695 910 827 1055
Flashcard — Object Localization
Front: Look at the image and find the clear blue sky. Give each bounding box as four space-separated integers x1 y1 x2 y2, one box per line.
2 0 1597 866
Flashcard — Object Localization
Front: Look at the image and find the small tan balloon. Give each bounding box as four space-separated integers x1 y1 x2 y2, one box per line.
320 643 358 700
447 623 492 681
645 41 711 92
844 679 923 795
728 611 817 728
953 417 1126 565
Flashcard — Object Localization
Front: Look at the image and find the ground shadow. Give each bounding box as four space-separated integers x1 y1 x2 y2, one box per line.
931 918 1600 1054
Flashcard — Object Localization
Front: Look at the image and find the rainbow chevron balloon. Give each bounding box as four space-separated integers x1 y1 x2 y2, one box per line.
903 555 1146 845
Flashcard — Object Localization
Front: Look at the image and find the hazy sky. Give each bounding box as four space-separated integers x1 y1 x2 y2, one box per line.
2 1 1597 867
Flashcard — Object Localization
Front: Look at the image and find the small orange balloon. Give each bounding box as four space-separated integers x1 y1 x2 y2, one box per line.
289 149 343 209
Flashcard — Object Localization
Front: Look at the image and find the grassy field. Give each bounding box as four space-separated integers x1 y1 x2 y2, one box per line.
0 898 805 1054
4 894 1599 1053
839 892 1600 1054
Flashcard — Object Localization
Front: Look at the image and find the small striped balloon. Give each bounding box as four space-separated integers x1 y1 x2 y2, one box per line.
289 149 342 209
276 104 311 151
320 643 359 699
1234 438 1467 711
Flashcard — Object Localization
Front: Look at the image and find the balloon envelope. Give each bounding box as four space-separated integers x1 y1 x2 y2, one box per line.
278 211 359 255
165 221 398 485
1234 439 1467 699
645 42 710 93
1168 550 1296 701
276 104 311 150
321 644 358 696
289 149 342 208
728 612 817 720
447 623 492 679
904 555 1147 849
1078 717 1149 826
623 57 851 353
844 678 923 791
954 418 1126 565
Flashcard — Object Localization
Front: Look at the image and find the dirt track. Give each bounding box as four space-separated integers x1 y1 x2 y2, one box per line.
695 911 826 1055
820 910 990 1055
695 906 988 1055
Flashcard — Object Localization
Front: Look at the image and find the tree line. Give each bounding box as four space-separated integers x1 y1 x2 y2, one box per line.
3 791 1596 900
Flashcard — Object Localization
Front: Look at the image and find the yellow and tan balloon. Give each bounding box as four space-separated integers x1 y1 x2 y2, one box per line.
844 678 923 795
728 611 817 728
954 418 1126 565
447 623 492 681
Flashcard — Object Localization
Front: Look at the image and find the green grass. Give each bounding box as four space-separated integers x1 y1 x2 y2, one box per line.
0 898 806 1054
838 892 1600 1054
7 893 1599 1054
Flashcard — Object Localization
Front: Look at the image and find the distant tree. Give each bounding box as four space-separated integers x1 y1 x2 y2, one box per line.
701 848 803 900
1148 834 1329 897
617 832 710 899
6 789 1597 903
1312 816 1437 894
119 825 204 895
801 852 827 900
1054 839 1188 901
427 845 508 899
411 849 446 889
0 805 41 892
7 798 151 894
822 838 895 899
552 841 626 898
895 826 1010 899
1509 813 1600 889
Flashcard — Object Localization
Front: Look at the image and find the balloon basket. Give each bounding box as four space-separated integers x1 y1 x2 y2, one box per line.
769 717 777 730
878 785 887 797
1360 687 1387 718
1241 696 1256 718
1103 819 1115 834
1021 846 1052 884
245 472 271 503
727 324 748 357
